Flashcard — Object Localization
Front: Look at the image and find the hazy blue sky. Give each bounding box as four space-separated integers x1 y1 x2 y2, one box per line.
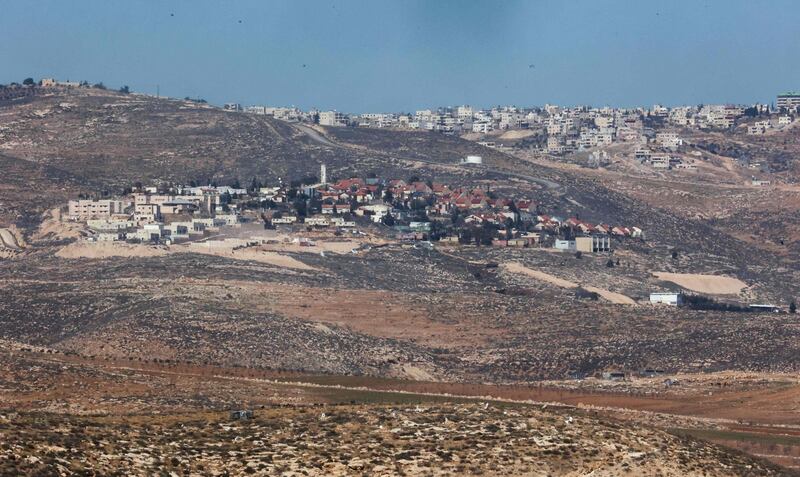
2 0 798 112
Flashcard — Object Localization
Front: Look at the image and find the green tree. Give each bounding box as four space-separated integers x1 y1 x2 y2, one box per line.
119 85 130 94
791 301 797 314
22 77 35 86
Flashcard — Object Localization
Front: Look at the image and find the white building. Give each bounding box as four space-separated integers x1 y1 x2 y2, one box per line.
457 105 473 121
554 239 576 251
472 122 493 133
319 111 348 127
462 155 483 165
655 131 683 149
650 292 683 306
777 92 800 111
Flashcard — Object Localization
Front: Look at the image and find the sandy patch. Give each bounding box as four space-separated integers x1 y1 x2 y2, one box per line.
499 129 536 140
0 227 23 250
393 364 435 381
225 283 502 347
258 240 361 255
34 208 85 241
56 241 168 259
502 262 637 305
180 243 316 270
653 272 746 295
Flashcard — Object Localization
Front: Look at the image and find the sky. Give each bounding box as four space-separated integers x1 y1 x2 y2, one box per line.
1 0 799 112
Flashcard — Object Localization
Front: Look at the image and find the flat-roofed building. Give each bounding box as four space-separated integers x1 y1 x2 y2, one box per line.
777 92 800 111
575 235 611 253
68 199 126 219
650 292 683 306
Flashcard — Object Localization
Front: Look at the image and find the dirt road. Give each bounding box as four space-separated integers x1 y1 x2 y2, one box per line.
502 261 638 305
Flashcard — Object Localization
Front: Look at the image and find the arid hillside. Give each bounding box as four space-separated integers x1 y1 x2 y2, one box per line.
0 87 533 226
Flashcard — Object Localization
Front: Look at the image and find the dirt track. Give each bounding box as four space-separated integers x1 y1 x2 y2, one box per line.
502 262 638 305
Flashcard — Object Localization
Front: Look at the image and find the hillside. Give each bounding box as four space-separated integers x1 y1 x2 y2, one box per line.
0 88 537 226
4 88 800 474
4 89 799 287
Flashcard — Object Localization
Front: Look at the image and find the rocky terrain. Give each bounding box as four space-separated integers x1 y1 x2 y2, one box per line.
2 244 800 384
0 403 789 477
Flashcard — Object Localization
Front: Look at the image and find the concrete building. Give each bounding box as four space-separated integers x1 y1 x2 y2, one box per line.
68 199 126 219
461 155 483 165
575 236 611 253
650 292 683 306
457 105 473 121
319 111 348 127
655 131 683 148
777 92 800 112
554 239 576 251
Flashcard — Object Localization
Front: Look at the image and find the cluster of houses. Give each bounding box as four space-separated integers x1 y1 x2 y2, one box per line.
260 166 644 250
231 94 798 159
67 185 246 243
66 165 644 253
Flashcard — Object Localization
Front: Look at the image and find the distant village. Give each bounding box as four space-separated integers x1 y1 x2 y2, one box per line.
3 78 797 178
68 163 643 255
227 92 799 169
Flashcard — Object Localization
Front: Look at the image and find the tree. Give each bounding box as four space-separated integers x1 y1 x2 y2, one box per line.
671 250 679 260
791 301 797 314
606 259 615 268
230 178 241 189
119 85 130 94
293 197 308 217
459 227 473 245
381 212 395 226
249 177 262 195
220 191 232 206
93 82 106 90
451 207 461 225
22 77 35 86
383 189 394 204
575 251 582 259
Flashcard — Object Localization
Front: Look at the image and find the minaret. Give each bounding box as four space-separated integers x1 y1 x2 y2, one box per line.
320 164 327 185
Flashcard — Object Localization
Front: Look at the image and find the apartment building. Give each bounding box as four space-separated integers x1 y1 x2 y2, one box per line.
319 111 348 127
68 199 126 220
777 92 800 111
655 131 683 148
457 105 473 121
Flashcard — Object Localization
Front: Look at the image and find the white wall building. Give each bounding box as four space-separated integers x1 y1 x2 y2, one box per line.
319 111 348 127
650 292 683 306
